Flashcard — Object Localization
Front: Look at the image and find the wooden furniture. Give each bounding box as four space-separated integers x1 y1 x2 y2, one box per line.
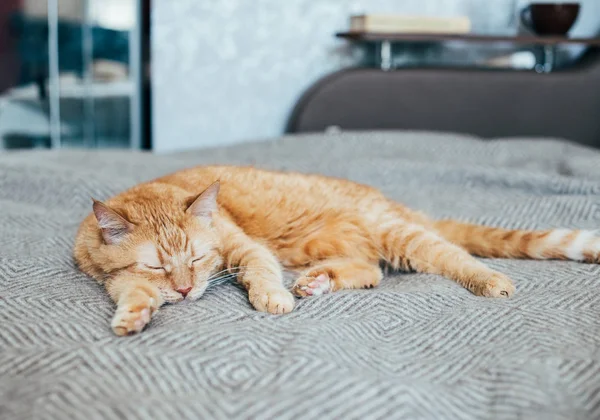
336 32 600 72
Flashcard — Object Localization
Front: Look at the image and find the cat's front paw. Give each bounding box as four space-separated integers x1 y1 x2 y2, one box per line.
249 286 295 314
111 296 159 336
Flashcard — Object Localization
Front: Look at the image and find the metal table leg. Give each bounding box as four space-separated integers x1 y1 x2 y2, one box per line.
377 40 393 71
536 44 556 73
47 0 61 149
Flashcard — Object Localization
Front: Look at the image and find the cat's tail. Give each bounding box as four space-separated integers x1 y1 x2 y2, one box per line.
434 219 600 262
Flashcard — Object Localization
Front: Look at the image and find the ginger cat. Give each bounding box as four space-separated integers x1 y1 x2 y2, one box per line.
74 165 600 336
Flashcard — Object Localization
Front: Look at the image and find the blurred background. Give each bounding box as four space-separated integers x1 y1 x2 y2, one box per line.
0 0 149 151
0 0 598 153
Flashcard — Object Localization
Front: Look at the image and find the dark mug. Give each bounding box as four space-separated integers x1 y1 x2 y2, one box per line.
520 3 580 36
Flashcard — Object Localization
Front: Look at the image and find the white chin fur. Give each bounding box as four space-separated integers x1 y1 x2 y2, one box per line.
160 289 184 304
186 283 208 301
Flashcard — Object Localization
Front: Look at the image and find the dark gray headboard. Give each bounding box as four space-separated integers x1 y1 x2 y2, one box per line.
286 49 600 148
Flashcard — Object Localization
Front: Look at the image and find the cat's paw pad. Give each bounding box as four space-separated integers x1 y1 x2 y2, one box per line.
292 273 331 298
111 297 158 336
583 244 600 264
249 286 295 315
476 274 515 298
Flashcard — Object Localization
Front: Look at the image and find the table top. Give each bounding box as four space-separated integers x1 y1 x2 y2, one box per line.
336 32 600 46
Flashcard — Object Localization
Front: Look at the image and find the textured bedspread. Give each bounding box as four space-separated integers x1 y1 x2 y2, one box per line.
2 131 600 419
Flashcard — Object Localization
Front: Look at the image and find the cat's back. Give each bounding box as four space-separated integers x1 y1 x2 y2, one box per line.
157 165 380 210
158 165 385 238
157 165 387 263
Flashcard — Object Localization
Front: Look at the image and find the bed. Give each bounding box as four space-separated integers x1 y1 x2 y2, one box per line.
3 54 600 419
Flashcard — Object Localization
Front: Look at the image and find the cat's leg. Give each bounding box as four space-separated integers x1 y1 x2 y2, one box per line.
217 218 295 314
106 275 162 336
380 222 515 298
292 258 383 298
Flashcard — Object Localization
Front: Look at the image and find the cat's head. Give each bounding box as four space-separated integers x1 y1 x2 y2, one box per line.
92 181 224 303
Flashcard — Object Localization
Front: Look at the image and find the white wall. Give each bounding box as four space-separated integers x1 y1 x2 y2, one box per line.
152 0 600 153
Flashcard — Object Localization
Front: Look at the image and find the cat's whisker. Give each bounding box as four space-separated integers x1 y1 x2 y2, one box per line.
225 266 275 274
206 274 239 288
209 278 236 286
206 266 275 282
209 267 238 278
208 274 237 283
207 268 271 283
207 266 261 280
206 266 280 288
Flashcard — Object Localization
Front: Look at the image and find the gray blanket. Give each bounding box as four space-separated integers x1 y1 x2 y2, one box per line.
2 131 600 420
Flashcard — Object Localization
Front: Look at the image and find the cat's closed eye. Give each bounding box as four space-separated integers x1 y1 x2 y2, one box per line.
191 256 204 265
144 264 166 272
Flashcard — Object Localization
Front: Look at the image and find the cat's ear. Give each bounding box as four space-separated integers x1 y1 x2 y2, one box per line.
186 180 220 221
92 200 134 245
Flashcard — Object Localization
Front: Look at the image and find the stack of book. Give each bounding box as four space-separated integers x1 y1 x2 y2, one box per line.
349 14 471 34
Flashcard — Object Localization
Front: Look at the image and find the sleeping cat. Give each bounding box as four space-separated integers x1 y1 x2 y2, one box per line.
74 165 600 336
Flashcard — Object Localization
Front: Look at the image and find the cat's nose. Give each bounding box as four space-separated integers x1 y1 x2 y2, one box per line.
176 287 192 297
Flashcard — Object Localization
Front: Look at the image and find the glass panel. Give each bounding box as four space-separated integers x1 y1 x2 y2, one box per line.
56 0 136 148
53 0 86 148
0 0 52 150
90 0 137 149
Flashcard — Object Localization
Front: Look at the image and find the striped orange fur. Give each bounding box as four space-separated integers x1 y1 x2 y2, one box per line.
434 220 600 262
74 165 600 335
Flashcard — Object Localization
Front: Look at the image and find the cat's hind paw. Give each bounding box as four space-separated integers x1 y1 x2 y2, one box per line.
474 273 515 298
292 273 331 298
